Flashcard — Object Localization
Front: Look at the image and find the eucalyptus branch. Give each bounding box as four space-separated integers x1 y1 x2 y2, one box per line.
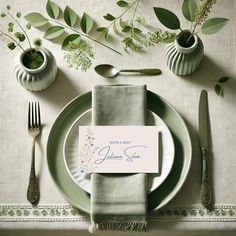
50 19 122 55
96 0 138 41
7 10 32 49
0 30 25 51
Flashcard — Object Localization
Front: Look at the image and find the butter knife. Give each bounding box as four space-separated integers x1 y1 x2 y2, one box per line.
199 90 212 208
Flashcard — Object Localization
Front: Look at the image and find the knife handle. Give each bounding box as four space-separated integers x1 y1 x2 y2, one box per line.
200 147 212 208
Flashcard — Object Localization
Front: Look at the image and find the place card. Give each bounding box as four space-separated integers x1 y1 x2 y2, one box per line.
78 126 159 173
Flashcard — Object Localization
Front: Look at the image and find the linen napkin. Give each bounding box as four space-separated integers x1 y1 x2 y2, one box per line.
90 85 148 232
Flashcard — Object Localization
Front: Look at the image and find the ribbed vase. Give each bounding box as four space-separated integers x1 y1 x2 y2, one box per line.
14 47 57 91
166 32 204 76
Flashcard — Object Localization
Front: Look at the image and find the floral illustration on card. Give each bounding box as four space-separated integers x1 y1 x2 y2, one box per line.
78 126 98 173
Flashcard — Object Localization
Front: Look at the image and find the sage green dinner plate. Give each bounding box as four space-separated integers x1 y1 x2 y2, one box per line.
47 91 192 214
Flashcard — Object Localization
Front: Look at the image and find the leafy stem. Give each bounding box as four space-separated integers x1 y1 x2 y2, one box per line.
214 76 230 97
50 19 122 55
0 30 25 51
96 0 138 41
131 0 140 24
7 10 32 49
130 0 140 38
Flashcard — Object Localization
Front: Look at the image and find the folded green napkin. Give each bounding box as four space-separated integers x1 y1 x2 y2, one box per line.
90 85 148 232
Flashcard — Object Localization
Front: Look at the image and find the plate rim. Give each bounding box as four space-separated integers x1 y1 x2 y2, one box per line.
47 90 192 214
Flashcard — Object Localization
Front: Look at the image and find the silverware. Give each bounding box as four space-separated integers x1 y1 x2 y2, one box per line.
27 102 41 204
94 64 162 78
198 90 212 208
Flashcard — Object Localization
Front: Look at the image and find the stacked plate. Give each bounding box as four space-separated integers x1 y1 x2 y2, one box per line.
47 91 192 214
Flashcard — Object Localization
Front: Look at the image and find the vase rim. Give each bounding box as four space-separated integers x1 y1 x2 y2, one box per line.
175 30 198 54
20 47 47 73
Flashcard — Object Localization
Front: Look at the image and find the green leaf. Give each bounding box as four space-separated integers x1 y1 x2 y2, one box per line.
8 22 14 27
215 84 223 96
218 76 230 83
119 18 127 28
64 5 77 27
8 22 14 32
201 18 229 34
122 25 131 32
153 7 181 30
182 0 197 22
116 0 128 7
62 34 80 50
46 0 60 19
19 34 26 42
8 26 13 32
133 28 142 34
7 42 16 50
16 12 21 18
15 32 25 42
104 29 109 41
1 12 6 17
24 12 48 27
113 22 119 34
103 13 116 21
132 32 143 43
26 23 31 29
122 37 131 44
81 12 93 34
44 26 64 39
96 27 107 32
33 38 42 48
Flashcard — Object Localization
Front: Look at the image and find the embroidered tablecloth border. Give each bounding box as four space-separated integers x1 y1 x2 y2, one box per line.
0 204 235 222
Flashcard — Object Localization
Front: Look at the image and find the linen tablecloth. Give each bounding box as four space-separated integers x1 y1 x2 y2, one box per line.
0 0 236 235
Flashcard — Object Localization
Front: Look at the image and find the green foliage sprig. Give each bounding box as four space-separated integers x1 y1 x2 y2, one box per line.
24 0 122 71
64 40 94 72
145 30 177 47
0 5 43 69
0 5 42 51
96 0 147 52
214 76 230 97
194 0 216 26
153 0 229 47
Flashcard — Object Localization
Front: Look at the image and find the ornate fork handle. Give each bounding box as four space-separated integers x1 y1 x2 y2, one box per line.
27 139 40 204
200 147 212 208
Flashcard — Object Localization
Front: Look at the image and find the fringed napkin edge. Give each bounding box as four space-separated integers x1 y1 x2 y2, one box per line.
89 218 147 233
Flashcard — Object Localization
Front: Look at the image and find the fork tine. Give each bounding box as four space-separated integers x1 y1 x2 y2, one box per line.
31 102 35 128
28 102 31 129
38 102 41 128
34 102 38 128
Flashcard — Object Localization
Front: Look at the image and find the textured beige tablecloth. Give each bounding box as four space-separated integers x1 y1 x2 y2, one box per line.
0 0 236 235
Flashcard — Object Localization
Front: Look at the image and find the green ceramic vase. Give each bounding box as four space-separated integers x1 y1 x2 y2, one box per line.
166 30 204 76
14 47 57 91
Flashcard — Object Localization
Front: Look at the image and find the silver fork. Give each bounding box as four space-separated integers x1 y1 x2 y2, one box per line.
27 102 41 204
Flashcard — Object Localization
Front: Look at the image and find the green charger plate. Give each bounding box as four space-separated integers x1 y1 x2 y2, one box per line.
47 91 192 214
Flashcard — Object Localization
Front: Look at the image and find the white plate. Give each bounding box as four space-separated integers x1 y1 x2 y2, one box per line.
63 109 175 193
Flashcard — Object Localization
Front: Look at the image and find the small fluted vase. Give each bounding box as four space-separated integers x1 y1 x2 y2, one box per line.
14 47 57 91
166 31 204 76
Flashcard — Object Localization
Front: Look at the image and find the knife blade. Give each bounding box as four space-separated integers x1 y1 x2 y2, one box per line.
198 90 212 208
199 90 209 148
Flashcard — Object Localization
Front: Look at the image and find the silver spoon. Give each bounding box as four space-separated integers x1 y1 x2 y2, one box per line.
94 64 161 78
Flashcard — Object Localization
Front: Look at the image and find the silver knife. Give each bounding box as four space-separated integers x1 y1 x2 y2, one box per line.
199 90 212 208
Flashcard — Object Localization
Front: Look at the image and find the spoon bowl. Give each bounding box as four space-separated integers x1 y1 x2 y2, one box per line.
94 64 119 78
